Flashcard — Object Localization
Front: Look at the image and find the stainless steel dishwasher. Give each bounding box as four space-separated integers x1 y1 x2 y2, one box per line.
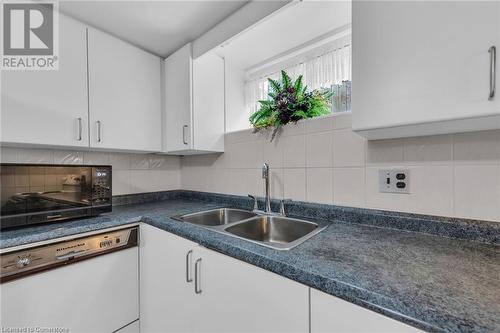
0 225 139 333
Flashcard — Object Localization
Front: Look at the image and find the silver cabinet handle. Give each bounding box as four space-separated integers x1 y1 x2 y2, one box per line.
77 117 82 141
489 46 496 100
182 125 188 145
186 250 193 283
194 258 202 294
96 120 102 142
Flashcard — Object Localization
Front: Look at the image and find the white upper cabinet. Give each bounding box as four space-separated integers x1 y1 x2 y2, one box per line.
1 14 89 148
164 43 225 154
87 28 162 152
164 44 193 153
352 1 500 139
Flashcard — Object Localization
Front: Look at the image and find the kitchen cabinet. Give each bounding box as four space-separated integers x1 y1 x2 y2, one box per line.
163 43 225 154
1 14 89 148
139 224 198 333
310 289 423 333
352 1 500 139
139 224 308 332
87 28 162 151
191 245 309 333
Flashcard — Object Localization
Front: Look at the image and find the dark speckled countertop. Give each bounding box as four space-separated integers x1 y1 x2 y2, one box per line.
1 191 499 333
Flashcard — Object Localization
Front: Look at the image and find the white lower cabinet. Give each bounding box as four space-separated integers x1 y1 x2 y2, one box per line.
139 224 309 333
140 225 425 333
140 224 198 333
191 245 309 333
310 289 424 333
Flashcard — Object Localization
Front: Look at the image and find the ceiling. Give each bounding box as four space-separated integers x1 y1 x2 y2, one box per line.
217 1 351 70
59 1 249 57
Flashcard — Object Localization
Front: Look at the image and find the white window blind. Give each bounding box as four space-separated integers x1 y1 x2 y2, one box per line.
244 35 352 115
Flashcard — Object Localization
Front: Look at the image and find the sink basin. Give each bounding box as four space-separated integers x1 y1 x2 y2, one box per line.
224 216 324 250
172 208 326 250
173 208 257 226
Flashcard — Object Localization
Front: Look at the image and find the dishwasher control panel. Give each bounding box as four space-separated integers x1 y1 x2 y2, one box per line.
0 226 138 283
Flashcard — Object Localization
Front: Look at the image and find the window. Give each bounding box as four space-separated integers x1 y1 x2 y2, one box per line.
244 34 352 116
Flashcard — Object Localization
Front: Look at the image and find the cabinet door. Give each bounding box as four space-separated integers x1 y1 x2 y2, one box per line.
1 247 138 333
139 224 198 333
192 246 309 333
352 1 500 138
310 289 423 333
164 43 193 152
87 28 161 151
192 53 225 152
1 14 88 148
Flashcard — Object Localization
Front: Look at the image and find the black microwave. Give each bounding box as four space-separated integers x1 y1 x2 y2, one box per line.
0 164 112 230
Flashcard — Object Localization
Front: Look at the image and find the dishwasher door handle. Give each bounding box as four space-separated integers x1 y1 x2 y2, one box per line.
56 250 89 261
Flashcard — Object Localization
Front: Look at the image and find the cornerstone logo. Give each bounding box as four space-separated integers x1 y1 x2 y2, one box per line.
1 1 59 70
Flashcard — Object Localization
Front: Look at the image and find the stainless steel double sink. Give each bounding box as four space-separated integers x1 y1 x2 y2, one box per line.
171 208 326 250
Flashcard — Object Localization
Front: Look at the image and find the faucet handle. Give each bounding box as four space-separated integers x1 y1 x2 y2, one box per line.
279 199 290 216
248 194 258 211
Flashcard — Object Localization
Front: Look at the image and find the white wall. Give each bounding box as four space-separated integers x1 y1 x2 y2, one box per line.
224 60 247 133
0 148 181 196
181 112 500 222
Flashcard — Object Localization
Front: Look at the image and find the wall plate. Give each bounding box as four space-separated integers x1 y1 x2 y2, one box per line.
378 169 410 194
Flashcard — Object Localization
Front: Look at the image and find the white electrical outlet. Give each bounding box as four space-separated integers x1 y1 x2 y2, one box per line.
378 169 410 194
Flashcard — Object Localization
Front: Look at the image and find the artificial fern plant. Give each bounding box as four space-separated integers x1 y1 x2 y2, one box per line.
249 70 333 141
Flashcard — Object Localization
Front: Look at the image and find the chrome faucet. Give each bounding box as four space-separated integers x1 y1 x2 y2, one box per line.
248 163 289 216
262 163 272 213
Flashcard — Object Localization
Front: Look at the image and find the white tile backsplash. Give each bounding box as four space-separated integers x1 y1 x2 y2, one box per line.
283 135 306 168
53 150 84 164
306 168 333 204
112 170 131 195
181 113 500 222
17 148 54 164
284 168 306 201
454 165 500 221
366 139 404 165
333 129 366 167
403 135 453 164
305 115 333 133
332 167 365 207
230 140 264 169
2 112 499 222
453 130 500 164
130 154 150 170
269 168 284 199
413 165 454 216
306 132 333 168
2 148 182 195
263 138 284 169
108 153 131 170
83 152 109 165
230 168 263 196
